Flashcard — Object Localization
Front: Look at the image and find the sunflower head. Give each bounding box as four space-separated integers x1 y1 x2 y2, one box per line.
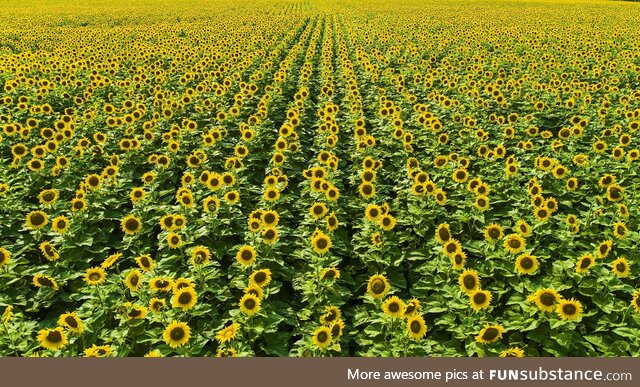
475 324 505 344
382 296 405 318
163 321 191 349
458 270 479 294
84 267 107 286
556 299 583 321
406 315 428 340
239 293 261 316
37 327 68 351
367 274 390 299
312 326 332 349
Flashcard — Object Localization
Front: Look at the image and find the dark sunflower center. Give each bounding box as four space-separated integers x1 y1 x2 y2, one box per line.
410 321 422 333
324 270 336 279
446 243 457 253
509 239 521 248
38 277 54 287
382 218 391 226
178 292 192 304
463 275 476 289
156 280 169 288
520 257 534 270
438 228 450 241
254 272 267 283
170 328 185 341
473 293 487 304
264 214 275 223
171 236 180 244
125 219 139 230
31 213 45 225
317 331 329 343
388 302 400 313
47 330 62 343
616 262 626 272
489 228 500 238
369 209 379 218
57 220 66 228
482 328 499 341
363 185 372 194
265 230 275 239
65 316 78 328
562 304 577 315
43 192 55 201
241 250 253 261
316 238 328 249
89 273 101 281
128 309 142 318
580 258 592 269
244 298 256 310
371 279 386 294
313 206 323 215
540 292 556 306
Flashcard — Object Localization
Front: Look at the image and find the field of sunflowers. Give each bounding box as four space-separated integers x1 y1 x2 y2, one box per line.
1 0 639 358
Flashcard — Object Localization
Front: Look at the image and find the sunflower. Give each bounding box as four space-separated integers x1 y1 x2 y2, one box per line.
367 274 390 299
224 190 240 205
406 315 427 340
450 250 467 270
239 293 261 316
123 302 148 320
189 246 210 267
149 297 166 313
500 347 525 357
320 267 340 280
469 289 492 311
358 182 375 198
515 219 532 237
611 257 630 278
515 253 538 275
58 312 84 333
442 239 462 258
364 204 382 222
38 189 59 206
484 223 504 242
26 210 48 230
474 195 490 211
632 291 640 313
312 326 332 349
377 214 396 231
262 227 279 245
70 198 87 212
320 306 342 325
129 187 146 204
37 327 68 351
261 210 279 227
173 278 194 292
320 212 338 232
39 241 59 262
33 274 59 290
556 299 583 321
135 254 155 272
403 298 421 317
172 287 198 311
150 277 174 292
163 321 191 349
249 269 272 288
475 324 504 344
612 221 628 240
216 348 238 357
596 240 612 258
434 223 451 244
529 288 561 312
84 267 106 286
0 248 10 268
503 234 526 254
382 296 405 318
311 230 332 254
606 184 624 202
236 245 257 266
458 270 480 294
144 350 163 358
534 206 551 222
215 322 240 343
125 269 143 292
331 320 345 338
575 253 595 273
121 215 142 235
309 202 328 220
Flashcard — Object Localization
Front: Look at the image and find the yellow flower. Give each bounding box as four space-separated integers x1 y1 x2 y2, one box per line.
215 322 240 344
37 327 68 351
